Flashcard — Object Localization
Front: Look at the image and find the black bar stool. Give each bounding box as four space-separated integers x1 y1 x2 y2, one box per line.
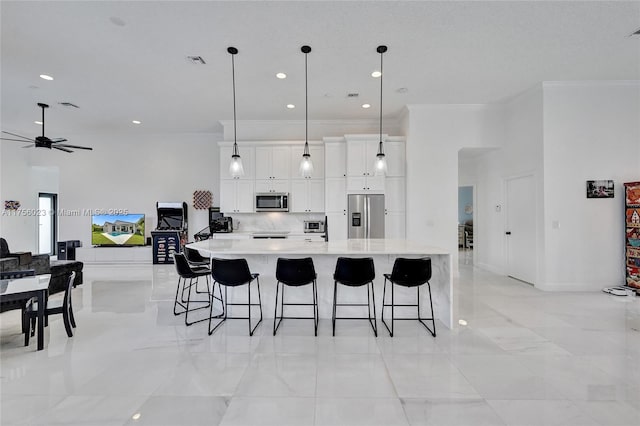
173 252 213 326
184 245 211 295
381 257 436 337
209 258 263 336
273 257 318 336
332 257 377 337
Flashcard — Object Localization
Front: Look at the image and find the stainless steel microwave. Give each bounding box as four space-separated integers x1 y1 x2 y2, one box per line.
255 193 289 212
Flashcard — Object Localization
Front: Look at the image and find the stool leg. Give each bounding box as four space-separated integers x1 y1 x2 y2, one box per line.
173 277 182 315
427 282 436 337
273 281 280 336
248 279 252 336
391 281 395 337
370 281 378 337
332 280 337 336
313 280 318 336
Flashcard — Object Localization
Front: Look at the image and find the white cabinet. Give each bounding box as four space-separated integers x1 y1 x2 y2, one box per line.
255 146 291 180
384 140 406 177
291 144 324 179
384 176 405 238
219 145 255 180
384 177 405 212
346 139 385 192
220 180 254 213
254 179 289 194
324 142 346 178
326 212 348 241
290 179 324 213
325 178 347 214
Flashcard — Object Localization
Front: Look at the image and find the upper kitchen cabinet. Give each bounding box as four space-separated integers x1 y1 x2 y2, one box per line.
324 141 346 178
384 139 406 177
290 179 324 213
220 179 254 213
220 145 255 180
255 146 291 180
290 144 324 179
345 139 385 192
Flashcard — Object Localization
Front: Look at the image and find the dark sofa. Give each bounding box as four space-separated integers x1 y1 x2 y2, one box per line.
0 238 83 295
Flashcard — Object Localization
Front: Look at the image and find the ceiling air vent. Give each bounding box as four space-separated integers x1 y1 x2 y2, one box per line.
187 55 206 65
58 102 79 108
347 93 359 98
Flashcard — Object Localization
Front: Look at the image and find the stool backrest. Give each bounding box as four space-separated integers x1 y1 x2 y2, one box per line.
390 257 432 286
184 246 208 264
173 252 195 277
334 257 375 286
276 257 316 286
211 258 252 286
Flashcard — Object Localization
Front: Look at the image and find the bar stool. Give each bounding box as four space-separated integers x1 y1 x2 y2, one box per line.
209 258 263 336
273 257 318 336
184 245 211 295
381 257 436 337
332 257 377 337
173 252 212 326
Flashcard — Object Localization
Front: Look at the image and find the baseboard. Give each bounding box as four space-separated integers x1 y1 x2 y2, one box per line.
535 281 618 292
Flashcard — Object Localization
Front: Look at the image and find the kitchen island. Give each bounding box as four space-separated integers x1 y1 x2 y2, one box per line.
186 238 452 329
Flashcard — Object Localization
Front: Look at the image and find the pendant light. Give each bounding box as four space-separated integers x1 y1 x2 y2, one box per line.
374 45 388 176
228 47 244 178
299 45 314 178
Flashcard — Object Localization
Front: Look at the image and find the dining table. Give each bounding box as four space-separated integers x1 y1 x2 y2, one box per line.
0 274 51 350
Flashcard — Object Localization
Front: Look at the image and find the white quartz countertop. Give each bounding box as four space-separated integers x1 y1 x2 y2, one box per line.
187 238 449 256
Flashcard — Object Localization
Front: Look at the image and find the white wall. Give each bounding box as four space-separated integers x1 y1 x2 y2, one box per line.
540 82 640 290
405 105 503 269
473 87 545 277
2 133 220 250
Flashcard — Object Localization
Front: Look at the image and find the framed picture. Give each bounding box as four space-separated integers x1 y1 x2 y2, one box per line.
586 180 614 199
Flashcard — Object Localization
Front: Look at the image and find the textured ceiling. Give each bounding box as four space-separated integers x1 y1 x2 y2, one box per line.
1 1 638 136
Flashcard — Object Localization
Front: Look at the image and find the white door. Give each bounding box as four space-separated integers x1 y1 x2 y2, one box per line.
38 194 55 254
236 180 255 213
506 175 536 284
324 142 346 178
307 179 325 212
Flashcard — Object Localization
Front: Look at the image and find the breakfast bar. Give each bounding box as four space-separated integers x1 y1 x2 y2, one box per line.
186 238 452 329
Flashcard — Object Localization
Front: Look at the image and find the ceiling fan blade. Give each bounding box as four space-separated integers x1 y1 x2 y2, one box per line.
56 144 93 150
2 131 33 141
53 146 73 153
50 138 67 143
22 145 35 149
0 137 34 143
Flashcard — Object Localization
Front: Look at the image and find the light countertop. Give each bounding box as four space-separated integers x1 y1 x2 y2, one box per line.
187 238 449 256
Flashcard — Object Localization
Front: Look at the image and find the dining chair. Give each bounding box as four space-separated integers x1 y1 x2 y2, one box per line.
25 271 76 346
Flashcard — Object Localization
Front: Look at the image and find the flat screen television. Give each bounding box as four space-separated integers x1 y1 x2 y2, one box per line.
91 214 145 246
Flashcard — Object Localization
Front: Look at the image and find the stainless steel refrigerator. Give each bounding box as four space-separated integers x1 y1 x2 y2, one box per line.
348 194 385 239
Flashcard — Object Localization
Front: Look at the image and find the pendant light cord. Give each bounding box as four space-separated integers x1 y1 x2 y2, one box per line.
305 50 308 150
231 52 238 154
379 49 383 146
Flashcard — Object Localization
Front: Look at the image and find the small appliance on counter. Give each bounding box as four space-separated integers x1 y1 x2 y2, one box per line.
152 202 188 264
304 220 325 234
211 217 233 233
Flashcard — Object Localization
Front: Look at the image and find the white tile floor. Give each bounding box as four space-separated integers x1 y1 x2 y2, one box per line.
1 253 640 425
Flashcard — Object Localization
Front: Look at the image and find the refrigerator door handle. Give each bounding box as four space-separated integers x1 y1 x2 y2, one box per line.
366 196 370 239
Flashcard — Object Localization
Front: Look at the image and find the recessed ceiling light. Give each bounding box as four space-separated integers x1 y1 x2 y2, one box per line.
34 121 43 125
132 120 141 124
371 71 382 78
362 104 371 109
39 74 53 81
276 73 287 79
458 319 468 326
286 104 295 109
131 413 141 420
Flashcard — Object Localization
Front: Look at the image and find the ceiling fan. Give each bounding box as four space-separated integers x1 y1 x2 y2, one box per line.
0 103 93 153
